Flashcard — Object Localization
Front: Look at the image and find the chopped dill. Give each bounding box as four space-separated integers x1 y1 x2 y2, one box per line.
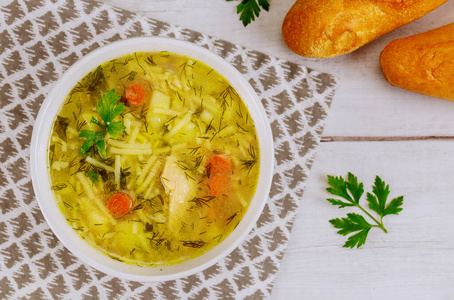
176 161 189 171
226 212 238 225
188 146 201 156
104 181 117 194
120 166 131 189
155 195 164 205
76 119 87 132
120 71 137 81
179 221 187 233
51 183 67 191
236 122 248 132
165 115 178 124
241 159 257 174
185 172 195 181
189 196 215 208
49 144 55 166
135 53 147 75
236 102 243 119
160 51 170 57
63 201 73 208
181 240 205 248
194 155 203 170
66 180 77 192
178 61 189 76
86 66 106 93
176 91 184 104
240 144 258 174
144 55 156 66
217 86 237 112
105 157 115 167
213 234 223 242
108 255 123 262
205 118 215 134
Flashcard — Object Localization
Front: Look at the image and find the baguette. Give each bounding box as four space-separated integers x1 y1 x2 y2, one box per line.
380 23 454 101
282 0 449 59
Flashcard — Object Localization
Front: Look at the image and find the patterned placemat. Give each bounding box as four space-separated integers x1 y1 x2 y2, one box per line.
0 0 338 298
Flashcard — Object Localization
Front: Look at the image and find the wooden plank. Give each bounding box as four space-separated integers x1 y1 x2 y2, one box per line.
272 140 454 299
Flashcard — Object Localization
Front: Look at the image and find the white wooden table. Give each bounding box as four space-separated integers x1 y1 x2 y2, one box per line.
102 1 454 298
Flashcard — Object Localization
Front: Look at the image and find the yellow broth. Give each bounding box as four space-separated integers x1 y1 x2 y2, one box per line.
48 51 260 266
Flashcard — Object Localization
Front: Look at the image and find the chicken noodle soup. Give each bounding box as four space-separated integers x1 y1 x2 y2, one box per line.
48 51 260 266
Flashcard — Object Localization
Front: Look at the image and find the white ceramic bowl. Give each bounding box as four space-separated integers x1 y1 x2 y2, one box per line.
30 37 274 281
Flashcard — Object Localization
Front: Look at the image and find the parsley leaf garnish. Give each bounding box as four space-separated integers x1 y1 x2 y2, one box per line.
79 130 105 157
326 173 404 248
79 89 126 159
96 89 125 125
86 169 99 184
227 0 270 27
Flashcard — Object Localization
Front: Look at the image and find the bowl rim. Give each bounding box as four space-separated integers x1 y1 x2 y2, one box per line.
30 36 274 281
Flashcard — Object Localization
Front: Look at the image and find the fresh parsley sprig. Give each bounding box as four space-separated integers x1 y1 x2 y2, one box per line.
79 89 126 159
326 173 404 248
227 0 270 27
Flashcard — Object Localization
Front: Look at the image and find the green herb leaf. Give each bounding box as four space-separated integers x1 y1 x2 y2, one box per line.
344 227 371 249
78 89 126 159
87 169 99 183
107 121 126 139
383 196 404 217
79 130 104 155
326 198 355 208
228 0 270 27
326 173 404 248
95 139 106 159
257 0 270 11
90 116 101 127
96 89 124 124
326 175 353 202
347 172 364 203
329 213 372 248
367 176 391 217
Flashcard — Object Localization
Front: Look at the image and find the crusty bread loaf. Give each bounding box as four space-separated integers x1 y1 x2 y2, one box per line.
282 0 449 59
380 23 454 101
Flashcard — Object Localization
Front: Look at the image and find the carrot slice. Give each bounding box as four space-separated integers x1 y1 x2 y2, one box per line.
208 174 230 197
125 83 146 106
106 192 133 217
206 155 230 177
206 155 231 196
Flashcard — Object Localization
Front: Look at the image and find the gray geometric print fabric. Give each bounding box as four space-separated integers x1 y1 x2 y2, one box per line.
0 0 339 298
